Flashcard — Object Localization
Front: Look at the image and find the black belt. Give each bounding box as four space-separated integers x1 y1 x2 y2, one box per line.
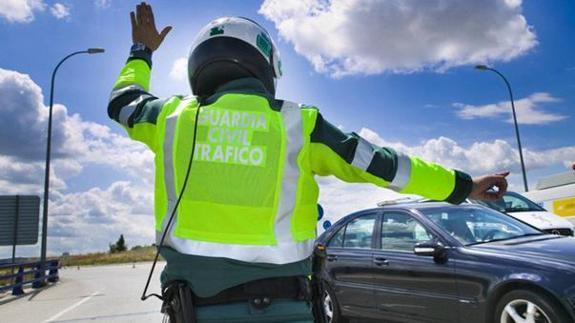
161 276 313 322
194 276 312 308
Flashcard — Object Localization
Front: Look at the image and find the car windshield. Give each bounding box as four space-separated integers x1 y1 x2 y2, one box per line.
419 206 543 246
470 191 546 213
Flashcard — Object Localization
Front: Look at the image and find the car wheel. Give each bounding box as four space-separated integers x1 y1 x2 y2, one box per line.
322 282 348 323
495 289 570 323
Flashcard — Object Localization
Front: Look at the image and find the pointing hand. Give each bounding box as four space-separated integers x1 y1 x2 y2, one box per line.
469 172 510 201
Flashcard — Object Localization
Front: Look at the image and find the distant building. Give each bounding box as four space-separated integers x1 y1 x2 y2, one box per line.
523 169 575 224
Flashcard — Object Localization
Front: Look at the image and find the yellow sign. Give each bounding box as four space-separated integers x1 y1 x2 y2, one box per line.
553 197 575 216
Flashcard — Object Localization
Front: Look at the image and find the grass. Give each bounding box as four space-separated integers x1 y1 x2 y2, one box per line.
59 246 161 267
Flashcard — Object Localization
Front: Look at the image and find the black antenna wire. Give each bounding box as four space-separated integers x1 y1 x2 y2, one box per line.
141 101 203 301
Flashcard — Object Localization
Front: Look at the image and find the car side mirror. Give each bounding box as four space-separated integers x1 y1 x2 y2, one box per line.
414 240 444 257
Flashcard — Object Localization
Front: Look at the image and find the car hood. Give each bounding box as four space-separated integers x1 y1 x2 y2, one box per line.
471 235 575 266
507 211 574 230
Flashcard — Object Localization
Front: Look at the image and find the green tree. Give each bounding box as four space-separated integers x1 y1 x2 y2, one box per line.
116 234 127 252
109 234 127 253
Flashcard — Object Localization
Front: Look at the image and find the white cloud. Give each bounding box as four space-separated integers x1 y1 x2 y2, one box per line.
359 128 575 175
0 180 155 257
0 68 80 160
0 68 154 184
0 155 77 196
454 92 568 125
316 128 575 225
0 0 45 23
317 176 403 226
50 3 69 20
259 0 537 77
169 57 188 81
47 181 155 255
0 67 156 256
95 0 110 9
0 66 156 253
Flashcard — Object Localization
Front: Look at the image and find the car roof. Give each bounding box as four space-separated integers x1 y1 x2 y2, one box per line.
378 201 474 210
318 201 473 243
341 201 480 219
318 202 492 244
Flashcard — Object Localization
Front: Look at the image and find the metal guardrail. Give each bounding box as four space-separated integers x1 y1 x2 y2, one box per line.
0 259 60 295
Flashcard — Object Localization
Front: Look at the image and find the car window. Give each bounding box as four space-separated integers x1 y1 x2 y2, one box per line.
471 192 545 213
342 214 377 249
328 226 345 248
502 192 545 212
471 198 507 213
420 206 541 245
381 212 433 252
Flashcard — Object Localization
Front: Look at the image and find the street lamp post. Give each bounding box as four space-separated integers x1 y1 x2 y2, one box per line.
40 48 105 282
475 65 529 192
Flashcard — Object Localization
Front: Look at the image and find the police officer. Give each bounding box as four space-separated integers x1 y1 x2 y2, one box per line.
108 3 508 322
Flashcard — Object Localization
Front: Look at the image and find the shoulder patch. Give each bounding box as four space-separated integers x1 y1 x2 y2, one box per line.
210 26 224 36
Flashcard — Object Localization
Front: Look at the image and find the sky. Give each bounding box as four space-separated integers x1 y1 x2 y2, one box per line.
0 0 574 257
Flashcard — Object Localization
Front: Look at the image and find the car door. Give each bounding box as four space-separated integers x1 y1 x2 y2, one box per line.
323 212 379 315
372 211 459 323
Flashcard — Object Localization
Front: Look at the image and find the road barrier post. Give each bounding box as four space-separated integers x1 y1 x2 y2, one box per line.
48 259 59 282
12 266 24 296
32 262 44 288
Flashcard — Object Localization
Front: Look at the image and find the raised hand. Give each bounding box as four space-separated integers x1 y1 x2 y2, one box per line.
130 2 172 51
469 172 510 201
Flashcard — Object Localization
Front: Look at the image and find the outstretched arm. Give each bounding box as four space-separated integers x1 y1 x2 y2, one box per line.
309 112 508 203
107 2 172 150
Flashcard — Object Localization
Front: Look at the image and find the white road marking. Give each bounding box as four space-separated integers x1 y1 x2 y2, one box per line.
42 291 101 323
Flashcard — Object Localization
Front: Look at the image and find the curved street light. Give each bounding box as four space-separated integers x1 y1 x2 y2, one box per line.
475 65 528 192
40 48 105 282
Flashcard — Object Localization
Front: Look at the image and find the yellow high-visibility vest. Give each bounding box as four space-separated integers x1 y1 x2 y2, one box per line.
108 59 473 264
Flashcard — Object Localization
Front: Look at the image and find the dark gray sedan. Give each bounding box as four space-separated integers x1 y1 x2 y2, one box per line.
313 202 575 323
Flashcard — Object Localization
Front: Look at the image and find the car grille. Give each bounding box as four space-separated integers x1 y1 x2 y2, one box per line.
543 228 574 236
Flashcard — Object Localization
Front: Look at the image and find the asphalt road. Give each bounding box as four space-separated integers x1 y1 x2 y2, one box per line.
1 262 165 323
1 263 382 323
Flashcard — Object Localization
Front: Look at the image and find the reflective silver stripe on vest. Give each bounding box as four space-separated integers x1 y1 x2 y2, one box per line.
109 84 145 102
160 98 190 241
118 96 147 126
156 231 315 264
157 99 314 264
274 101 303 244
388 153 412 192
351 137 375 171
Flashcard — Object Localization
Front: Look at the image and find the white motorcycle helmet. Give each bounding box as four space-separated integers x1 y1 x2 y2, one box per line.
188 17 282 97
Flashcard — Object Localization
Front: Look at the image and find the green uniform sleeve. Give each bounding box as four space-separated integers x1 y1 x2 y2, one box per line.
107 48 166 152
309 113 473 204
